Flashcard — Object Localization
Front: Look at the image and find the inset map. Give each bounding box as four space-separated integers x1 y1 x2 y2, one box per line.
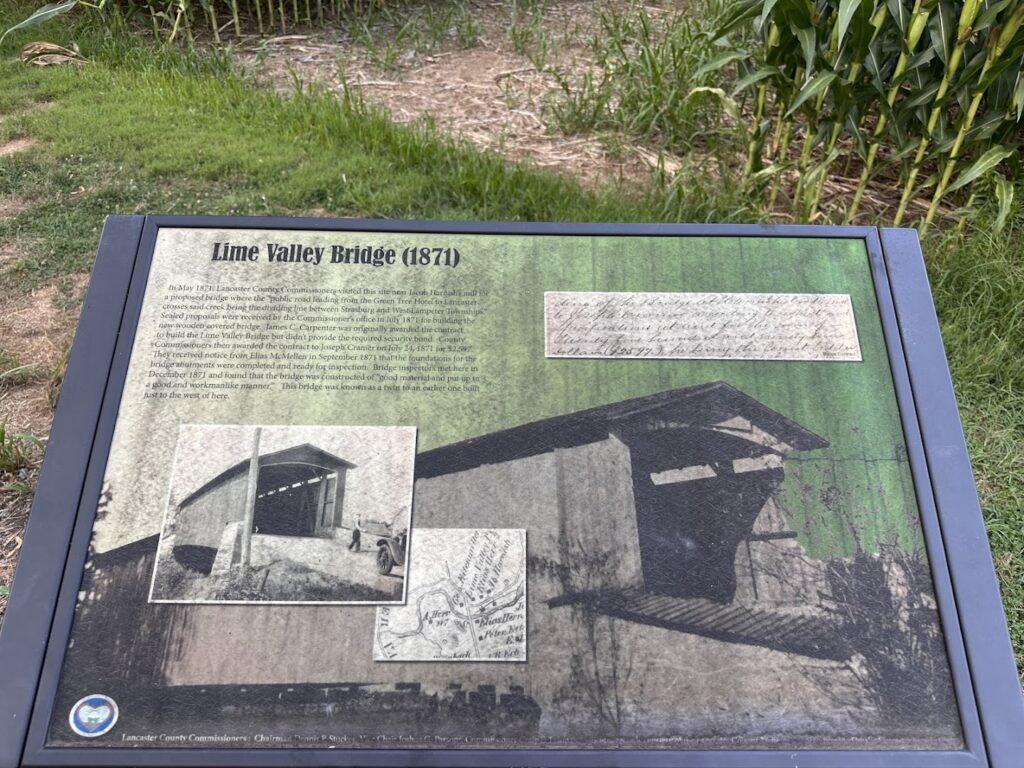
375 529 526 661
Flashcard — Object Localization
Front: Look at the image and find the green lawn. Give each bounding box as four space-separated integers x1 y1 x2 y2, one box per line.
0 1 1021 681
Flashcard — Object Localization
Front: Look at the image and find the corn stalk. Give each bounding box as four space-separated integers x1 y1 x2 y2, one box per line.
723 0 1023 228
3 0 396 45
922 2 1024 229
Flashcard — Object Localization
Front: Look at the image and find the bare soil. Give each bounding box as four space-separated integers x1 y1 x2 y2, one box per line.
0 137 35 158
0 196 32 223
0 239 23 269
0 277 89 433
0 276 89 622
239 1 659 190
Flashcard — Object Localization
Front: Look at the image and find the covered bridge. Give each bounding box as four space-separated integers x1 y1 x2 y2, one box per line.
414 380 841 658
171 443 354 573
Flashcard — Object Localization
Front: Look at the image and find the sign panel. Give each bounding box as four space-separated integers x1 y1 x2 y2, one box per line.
2 217 1021 767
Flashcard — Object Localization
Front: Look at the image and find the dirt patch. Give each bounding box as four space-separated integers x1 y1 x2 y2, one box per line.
0 240 22 269
0 127 44 622
0 137 35 157
0 196 31 224
347 48 633 187
240 1 657 190
0 274 90 436
0 275 89 623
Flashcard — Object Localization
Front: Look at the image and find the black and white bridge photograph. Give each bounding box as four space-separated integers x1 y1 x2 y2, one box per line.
149 424 415 604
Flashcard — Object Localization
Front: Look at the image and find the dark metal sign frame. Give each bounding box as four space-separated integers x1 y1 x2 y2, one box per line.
1 216 1020 768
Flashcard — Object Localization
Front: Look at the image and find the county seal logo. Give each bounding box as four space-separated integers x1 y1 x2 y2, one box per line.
68 694 118 738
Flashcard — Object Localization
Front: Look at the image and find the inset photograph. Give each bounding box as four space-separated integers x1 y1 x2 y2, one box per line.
149 424 416 604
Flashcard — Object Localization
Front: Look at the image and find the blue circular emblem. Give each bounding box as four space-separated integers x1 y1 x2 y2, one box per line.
68 694 118 738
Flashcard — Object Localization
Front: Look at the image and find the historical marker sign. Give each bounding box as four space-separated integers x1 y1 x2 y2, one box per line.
1 217 1021 767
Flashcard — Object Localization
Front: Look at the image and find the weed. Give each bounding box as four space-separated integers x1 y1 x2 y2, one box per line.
0 423 43 475
47 345 71 409
653 155 758 222
508 0 551 69
509 16 532 56
0 350 35 386
453 2 478 49
547 1 742 159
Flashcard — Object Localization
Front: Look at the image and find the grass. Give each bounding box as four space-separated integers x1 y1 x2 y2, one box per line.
926 218 1024 665
0 0 1021 680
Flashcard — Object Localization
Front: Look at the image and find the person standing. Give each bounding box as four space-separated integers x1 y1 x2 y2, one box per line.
348 516 362 552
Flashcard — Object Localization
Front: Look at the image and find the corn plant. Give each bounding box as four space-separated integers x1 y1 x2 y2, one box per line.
718 0 1024 230
1 0 84 47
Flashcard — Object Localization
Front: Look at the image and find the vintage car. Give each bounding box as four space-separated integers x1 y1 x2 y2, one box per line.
375 529 407 575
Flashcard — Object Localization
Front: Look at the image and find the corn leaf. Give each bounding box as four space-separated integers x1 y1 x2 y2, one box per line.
1012 65 1024 121
905 46 937 73
918 172 939 191
953 46 994 94
845 112 870 157
758 0 782 32
864 37 887 92
778 0 814 29
977 57 1021 98
877 97 908 143
887 0 910 34
974 0 1015 33
750 163 787 182
993 173 1014 232
851 0 881 58
947 146 1015 192
0 0 78 47
796 26 817 74
964 110 1010 144
928 0 954 65
712 0 762 39
837 0 863 47
988 64 1019 110
731 65 782 95
902 79 942 109
786 71 839 116
693 50 750 78
687 86 742 121
894 137 922 160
